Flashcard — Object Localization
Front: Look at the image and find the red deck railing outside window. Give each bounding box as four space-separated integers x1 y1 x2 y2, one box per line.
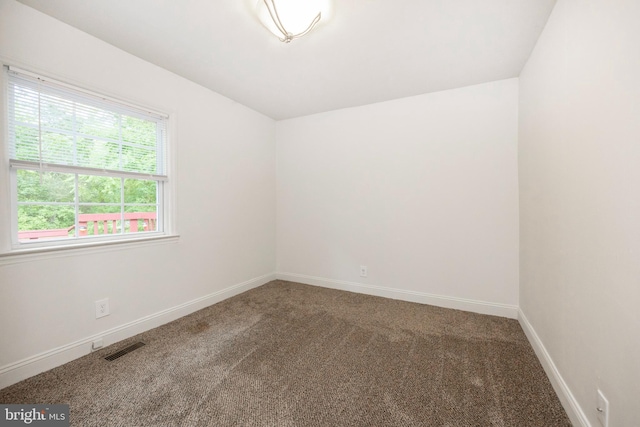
17 212 157 241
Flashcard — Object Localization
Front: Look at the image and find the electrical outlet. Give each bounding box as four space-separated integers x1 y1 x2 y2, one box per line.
360 265 368 277
597 389 609 427
95 298 110 319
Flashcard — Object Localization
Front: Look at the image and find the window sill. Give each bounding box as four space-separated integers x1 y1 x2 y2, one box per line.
0 234 180 266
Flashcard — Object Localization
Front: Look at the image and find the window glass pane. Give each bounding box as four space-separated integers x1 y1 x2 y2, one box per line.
40 93 74 131
17 204 75 242
124 205 157 233
76 138 120 170
42 131 74 165
12 125 39 161
8 70 168 246
12 86 39 125
17 170 75 203
78 175 121 204
76 104 119 140
122 145 157 174
9 73 166 176
79 205 122 236
124 179 157 204
122 116 157 148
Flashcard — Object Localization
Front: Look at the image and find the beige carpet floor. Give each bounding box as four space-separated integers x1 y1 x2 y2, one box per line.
0 280 571 426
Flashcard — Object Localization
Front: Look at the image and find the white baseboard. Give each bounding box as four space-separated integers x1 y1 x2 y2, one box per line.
518 309 590 427
0 272 277 390
276 272 519 319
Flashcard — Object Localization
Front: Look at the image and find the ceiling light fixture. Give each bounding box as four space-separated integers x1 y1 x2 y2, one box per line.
256 0 330 43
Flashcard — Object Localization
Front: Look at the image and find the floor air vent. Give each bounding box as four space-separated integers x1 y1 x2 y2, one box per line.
104 342 146 361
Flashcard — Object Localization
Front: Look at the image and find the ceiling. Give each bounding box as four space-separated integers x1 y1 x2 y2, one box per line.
17 0 557 120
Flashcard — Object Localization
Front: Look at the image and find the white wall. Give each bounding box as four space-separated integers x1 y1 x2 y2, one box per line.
519 0 640 425
0 0 276 385
277 79 519 313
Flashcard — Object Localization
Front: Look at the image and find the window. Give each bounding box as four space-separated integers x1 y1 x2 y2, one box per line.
6 67 170 247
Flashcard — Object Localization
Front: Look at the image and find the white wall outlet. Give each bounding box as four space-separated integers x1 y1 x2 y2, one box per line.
360 265 368 277
596 389 609 427
95 298 110 319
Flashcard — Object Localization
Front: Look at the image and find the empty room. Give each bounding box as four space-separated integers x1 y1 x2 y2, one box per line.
0 0 638 425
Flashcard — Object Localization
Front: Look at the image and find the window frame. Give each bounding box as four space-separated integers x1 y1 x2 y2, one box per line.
2 65 177 253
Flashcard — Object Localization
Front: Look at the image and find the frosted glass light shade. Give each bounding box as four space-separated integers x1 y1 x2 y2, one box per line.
256 0 331 42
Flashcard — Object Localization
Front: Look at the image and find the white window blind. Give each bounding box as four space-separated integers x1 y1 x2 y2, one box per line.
6 66 171 246
7 67 167 180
